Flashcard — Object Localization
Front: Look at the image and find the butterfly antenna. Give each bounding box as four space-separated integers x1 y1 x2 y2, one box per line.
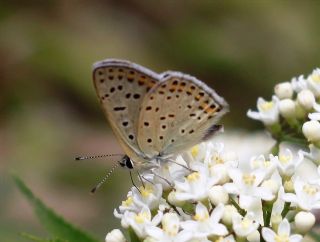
90 162 120 194
75 154 123 161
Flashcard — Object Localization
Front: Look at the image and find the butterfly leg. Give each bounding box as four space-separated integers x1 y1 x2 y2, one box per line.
137 171 146 188
151 171 174 188
167 159 195 173
129 171 141 193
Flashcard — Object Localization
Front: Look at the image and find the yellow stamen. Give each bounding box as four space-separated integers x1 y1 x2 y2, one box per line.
134 211 150 224
260 101 274 111
122 196 133 207
279 155 291 164
311 73 320 83
243 174 256 186
274 234 289 242
187 172 200 182
140 185 154 198
191 145 199 157
303 184 318 196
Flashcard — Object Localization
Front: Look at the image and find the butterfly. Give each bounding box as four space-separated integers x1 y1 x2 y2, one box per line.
92 59 228 171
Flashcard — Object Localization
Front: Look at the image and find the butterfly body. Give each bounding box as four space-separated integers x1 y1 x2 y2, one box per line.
92 59 228 170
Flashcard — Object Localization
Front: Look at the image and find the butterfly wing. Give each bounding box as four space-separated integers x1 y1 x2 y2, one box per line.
92 59 160 163
137 72 228 158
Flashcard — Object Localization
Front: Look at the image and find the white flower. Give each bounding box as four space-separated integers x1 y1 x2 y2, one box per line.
114 191 140 217
306 68 320 97
271 149 304 177
121 206 162 239
283 177 320 210
294 211 316 234
297 89 315 110
291 75 307 93
214 235 235 242
274 82 293 99
152 158 188 190
303 144 320 165
247 230 260 242
278 99 296 119
270 187 285 229
262 219 302 242
247 96 279 125
174 164 220 202
232 212 259 237
224 168 274 201
302 120 320 143
208 186 229 205
132 184 163 210
250 154 276 178
105 229 126 242
180 203 228 237
145 213 192 242
222 205 238 226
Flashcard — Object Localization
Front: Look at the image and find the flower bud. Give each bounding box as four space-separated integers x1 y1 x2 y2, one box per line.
278 99 296 119
261 179 279 196
167 191 185 207
208 186 229 205
297 89 315 110
247 230 260 242
222 205 238 226
294 211 315 234
302 120 320 143
274 82 293 99
105 229 126 242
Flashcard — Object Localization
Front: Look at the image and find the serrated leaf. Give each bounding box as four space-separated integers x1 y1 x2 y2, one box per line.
14 175 100 242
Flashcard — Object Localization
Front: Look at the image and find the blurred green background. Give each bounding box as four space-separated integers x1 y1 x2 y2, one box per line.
1 0 320 241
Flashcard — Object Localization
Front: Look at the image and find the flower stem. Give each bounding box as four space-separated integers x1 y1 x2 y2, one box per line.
229 197 246 216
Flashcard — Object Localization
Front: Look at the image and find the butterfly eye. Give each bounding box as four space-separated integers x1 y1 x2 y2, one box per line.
125 158 134 169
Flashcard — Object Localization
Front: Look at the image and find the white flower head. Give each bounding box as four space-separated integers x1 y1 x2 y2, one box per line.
271 148 304 177
302 120 320 143
278 99 296 119
224 168 274 201
294 211 316 234
105 229 126 242
122 206 162 239
262 219 302 242
291 75 307 93
247 96 279 126
145 212 193 242
250 154 276 178
174 163 220 202
181 203 228 237
306 68 320 97
274 82 293 99
283 177 320 210
232 212 259 237
297 89 315 111
132 184 163 210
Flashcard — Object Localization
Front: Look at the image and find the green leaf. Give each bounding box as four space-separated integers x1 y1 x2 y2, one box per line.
13 175 100 242
309 230 320 241
128 227 141 242
21 233 67 242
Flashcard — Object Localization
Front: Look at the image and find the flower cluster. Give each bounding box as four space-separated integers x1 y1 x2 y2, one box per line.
105 68 320 242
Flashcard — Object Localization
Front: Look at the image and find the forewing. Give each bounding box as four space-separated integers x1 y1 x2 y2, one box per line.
137 72 228 158
92 59 160 161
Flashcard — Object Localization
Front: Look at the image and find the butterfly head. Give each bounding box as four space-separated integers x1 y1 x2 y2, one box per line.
119 155 134 169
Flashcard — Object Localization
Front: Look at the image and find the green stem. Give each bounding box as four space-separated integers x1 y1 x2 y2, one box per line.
281 202 291 218
229 197 246 216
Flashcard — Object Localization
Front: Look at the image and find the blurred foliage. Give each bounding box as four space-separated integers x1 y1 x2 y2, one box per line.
1 0 320 241
14 175 99 242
